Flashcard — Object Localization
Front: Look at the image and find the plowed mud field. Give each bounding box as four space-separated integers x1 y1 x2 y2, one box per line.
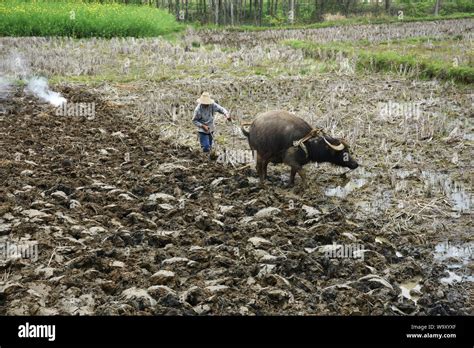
0 25 472 315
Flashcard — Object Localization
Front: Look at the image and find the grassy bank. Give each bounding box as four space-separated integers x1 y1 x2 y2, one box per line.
0 0 183 37
286 39 474 84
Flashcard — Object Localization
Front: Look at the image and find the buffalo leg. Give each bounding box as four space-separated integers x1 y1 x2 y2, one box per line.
289 167 306 186
283 148 305 186
256 158 262 181
289 167 297 186
262 159 269 180
256 153 266 184
298 168 307 187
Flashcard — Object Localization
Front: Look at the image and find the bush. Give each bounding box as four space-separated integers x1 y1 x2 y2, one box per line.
402 1 436 17
440 0 474 15
263 13 287 26
323 12 347 21
395 0 474 17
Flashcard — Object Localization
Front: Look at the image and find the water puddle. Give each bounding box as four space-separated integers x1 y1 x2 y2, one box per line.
440 271 464 284
390 169 471 213
399 276 423 304
434 241 473 284
395 169 418 180
324 168 378 199
421 171 472 213
463 133 474 141
325 178 368 198
354 191 393 217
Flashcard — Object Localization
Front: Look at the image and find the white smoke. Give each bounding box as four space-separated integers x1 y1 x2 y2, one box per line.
1 53 67 107
0 76 13 100
9 54 30 80
25 77 66 107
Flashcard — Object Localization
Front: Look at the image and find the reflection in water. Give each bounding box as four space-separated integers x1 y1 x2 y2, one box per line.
440 271 464 285
463 133 474 141
434 241 473 284
324 168 375 199
323 166 472 286
421 171 472 213
354 191 392 217
331 169 471 217
325 178 368 198
399 276 423 304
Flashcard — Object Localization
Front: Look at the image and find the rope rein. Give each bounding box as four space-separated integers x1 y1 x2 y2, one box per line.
292 127 325 159
292 127 325 147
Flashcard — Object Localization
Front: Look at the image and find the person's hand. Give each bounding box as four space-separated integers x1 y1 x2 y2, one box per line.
202 125 209 132
226 114 232 121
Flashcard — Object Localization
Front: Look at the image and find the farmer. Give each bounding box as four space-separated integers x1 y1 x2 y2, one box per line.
192 92 231 153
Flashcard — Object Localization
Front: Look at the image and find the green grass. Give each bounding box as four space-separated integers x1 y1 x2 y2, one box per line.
0 0 184 37
199 12 474 31
305 35 473 68
359 36 473 68
285 39 474 84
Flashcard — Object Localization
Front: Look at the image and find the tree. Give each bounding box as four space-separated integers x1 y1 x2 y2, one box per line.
434 0 441 15
316 0 324 21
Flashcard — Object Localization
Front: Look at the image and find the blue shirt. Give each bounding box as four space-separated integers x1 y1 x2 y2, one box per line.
192 103 229 133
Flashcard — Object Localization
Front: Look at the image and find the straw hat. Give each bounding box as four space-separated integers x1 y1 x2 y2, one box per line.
196 92 214 105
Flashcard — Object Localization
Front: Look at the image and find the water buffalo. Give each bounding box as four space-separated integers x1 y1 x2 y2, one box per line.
241 110 358 185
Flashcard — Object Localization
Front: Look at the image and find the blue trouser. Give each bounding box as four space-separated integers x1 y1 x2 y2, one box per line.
198 132 213 152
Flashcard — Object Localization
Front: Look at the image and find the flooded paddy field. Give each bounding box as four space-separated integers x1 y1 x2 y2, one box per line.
0 21 472 315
